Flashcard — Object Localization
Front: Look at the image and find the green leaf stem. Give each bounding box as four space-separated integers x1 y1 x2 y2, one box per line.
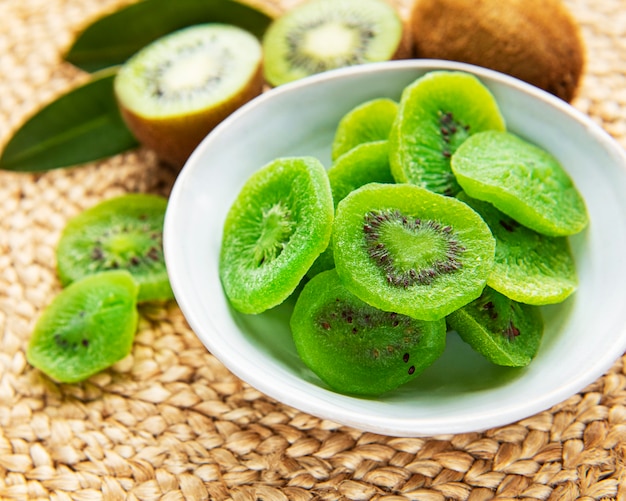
0 68 139 172
65 0 275 72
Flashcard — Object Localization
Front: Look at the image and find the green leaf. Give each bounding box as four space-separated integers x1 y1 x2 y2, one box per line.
65 0 275 72
0 68 139 173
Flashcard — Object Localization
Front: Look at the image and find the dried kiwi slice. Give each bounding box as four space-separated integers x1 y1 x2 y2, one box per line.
291 269 446 396
451 130 588 236
457 191 578 305
220 156 333 314
57 194 171 303
328 140 395 205
333 183 496 321
389 70 506 196
27 270 139 383
331 98 398 160
262 0 408 87
446 286 544 367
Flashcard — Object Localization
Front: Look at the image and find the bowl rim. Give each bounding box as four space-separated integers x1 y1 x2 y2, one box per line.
165 59 626 436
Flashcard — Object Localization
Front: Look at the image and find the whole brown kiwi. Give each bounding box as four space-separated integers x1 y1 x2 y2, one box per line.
409 0 585 102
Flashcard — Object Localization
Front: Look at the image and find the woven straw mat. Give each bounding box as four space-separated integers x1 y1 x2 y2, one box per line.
1 0 626 499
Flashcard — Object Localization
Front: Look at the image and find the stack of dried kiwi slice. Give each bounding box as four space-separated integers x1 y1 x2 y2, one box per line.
27 194 173 383
219 70 589 397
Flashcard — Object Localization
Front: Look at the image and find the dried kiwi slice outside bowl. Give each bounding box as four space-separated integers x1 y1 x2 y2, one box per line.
389 70 506 196
220 156 334 314
446 286 544 367
56 194 172 303
291 269 447 396
27 270 139 383
262 0 409 87
333 183 496 321
451 130 589 236
114 23 264 168
457 191 578 305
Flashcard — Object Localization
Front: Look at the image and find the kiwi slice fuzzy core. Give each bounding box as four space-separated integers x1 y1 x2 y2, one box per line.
115 23 263 167
333 183 496 321
56 193 172 303
262 0 409 87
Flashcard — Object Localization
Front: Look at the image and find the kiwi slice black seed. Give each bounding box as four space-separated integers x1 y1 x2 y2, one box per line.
333 183 495 321
114 23 264 168
291 269 447 396
331 98 398 161
27 270 139 383
262 0 408 87
220 156 334 314
56 194 172 303
457 191 578 305
389 70 506 196
446 286 544 367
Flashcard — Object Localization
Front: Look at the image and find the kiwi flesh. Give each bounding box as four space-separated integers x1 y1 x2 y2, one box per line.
446 286 544 367
262 0 410 87
220 156 334 314
56 194 172 303
457 191 578 305
114 23 263 168
451 130 588 236
389 70 506 196
331 98 398 161
332 183 496 321
409 0 585 102
27 270 139 383
291 269 447 396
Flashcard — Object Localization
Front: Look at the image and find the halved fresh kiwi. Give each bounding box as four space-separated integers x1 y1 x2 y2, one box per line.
446 286 544 367
27 270 139 383
451 130 588 236
457 191 578 305
56 194 172 303
307 140 395 278
388 70 506 196
262 0 410 87
220 156 334 314
291 269 447 396
331 98 398 161
333 183 496 321
114 23 263 168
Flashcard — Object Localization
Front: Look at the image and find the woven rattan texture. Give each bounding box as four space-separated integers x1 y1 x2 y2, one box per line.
1 0 626 499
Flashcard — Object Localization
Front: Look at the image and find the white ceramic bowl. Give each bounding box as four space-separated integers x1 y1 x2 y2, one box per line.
164 60 626 437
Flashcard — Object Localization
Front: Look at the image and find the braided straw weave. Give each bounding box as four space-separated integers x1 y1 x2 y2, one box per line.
1 0 626 499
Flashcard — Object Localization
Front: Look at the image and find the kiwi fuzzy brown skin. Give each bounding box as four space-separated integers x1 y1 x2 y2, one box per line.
118 64 263 169
409 0 585 102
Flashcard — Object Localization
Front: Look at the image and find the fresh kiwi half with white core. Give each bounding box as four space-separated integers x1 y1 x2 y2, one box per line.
114 23 263 167
262 0 406 87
